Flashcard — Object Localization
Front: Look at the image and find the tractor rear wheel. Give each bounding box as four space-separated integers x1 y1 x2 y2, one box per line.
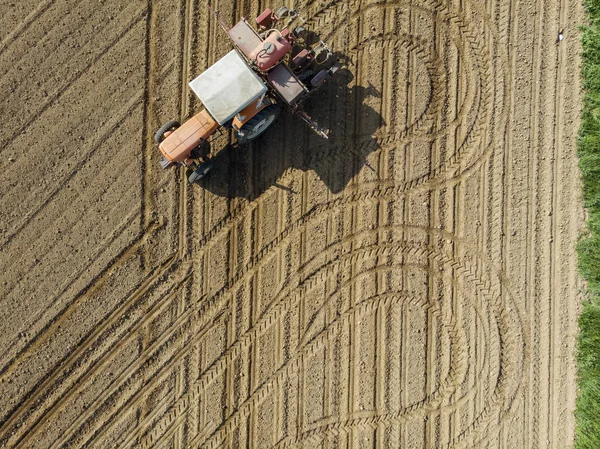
234 105 280 145
154 120 180 144
188 161 213 184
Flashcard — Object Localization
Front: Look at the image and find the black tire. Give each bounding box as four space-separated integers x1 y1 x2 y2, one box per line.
188 161 213 184
234 105 280 145
154 120 180 144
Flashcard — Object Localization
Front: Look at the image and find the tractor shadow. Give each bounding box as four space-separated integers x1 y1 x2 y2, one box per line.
193 61 385 198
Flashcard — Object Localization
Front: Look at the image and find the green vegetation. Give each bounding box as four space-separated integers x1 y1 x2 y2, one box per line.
576 1 600 447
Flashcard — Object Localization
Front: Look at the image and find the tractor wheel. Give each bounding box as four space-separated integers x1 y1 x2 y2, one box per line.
276 6 290 19
234 105 280 144
188 161 213 184
154 120 180 144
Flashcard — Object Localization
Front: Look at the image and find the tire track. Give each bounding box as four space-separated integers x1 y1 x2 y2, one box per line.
116 186 499 448
247 187 262 446
142 243 424 448
549 0 568 445
347 15 364 446
46 269 193 449
137 222 527 448
526 0 545 444
0 0 56 57
8 263 189 449
0 236 178 448
0 57 176 255
0 0 99 80
502 0 530 445
0 4 147 152
174 0 200 444
188 2 217 442
272 246 524 449
199 221 476 447
378 6 393 159
198 288 466 449
505 0 524 441
307 0 507 181
54 0 198 440
483 0 511 444
400 7 415 445
48 186 524 449
272 190 286 444
548 0 582 445
140 0 156 271
176 0 195 260
0 60 177 380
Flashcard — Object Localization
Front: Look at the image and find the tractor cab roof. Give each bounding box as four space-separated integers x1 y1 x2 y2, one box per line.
189 50 267 125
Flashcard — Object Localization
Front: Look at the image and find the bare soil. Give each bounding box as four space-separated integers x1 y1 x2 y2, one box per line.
0 0 586 448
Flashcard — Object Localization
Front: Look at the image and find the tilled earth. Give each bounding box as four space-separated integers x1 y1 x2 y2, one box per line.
0 0 586 448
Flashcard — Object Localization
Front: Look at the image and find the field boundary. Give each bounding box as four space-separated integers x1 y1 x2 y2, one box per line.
577 0 600 447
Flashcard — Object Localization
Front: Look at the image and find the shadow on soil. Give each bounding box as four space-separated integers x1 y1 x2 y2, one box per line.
192 61 385 198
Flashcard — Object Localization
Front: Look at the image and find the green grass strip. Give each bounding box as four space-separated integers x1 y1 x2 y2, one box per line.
577 0 600 447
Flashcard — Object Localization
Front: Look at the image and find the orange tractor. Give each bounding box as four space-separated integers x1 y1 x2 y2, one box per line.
155 6 339 183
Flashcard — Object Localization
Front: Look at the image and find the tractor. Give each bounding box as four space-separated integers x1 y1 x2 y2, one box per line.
155 6 339 184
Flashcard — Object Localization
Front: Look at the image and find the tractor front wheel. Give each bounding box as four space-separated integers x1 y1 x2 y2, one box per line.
154 120 180 144
188 161 213 184
234 105 280 145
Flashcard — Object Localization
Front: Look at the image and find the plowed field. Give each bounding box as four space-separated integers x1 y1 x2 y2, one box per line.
0 0 586 448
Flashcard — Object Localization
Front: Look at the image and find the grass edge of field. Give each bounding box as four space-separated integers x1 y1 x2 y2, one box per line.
576 1 600 447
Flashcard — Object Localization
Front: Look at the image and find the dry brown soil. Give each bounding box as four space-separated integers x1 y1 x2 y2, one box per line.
0 0 587 448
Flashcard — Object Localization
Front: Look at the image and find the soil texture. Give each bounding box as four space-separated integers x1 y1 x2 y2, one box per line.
0 0 586 448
